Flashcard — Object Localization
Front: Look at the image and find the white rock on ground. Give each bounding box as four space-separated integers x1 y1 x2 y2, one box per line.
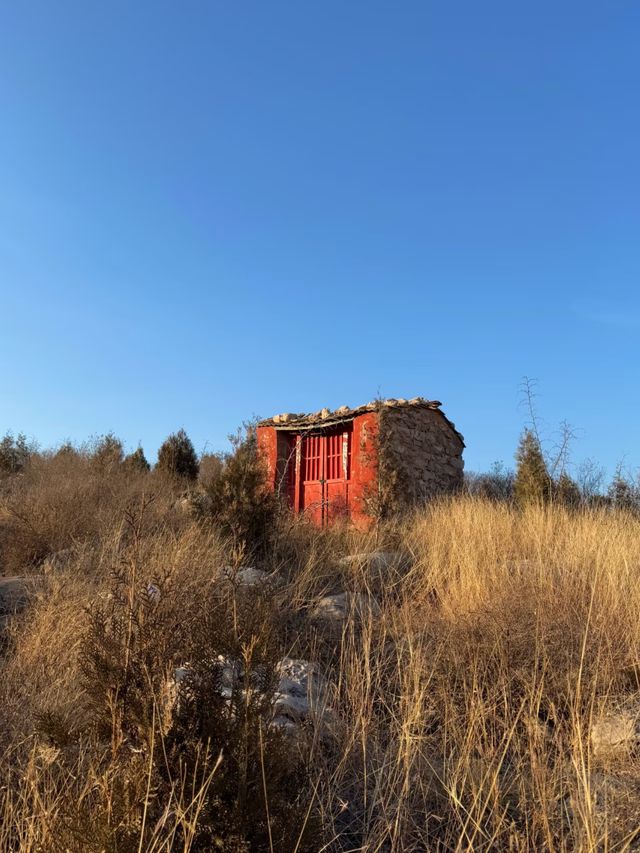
222 566 284 589
310 591 381 623
338 550 408 575
0 577 30 616
272 657 334 732
591 710 640 758
171 656 335 735
173 497 192 513
173 493 213 515
41 547 77 575
146 582 161 603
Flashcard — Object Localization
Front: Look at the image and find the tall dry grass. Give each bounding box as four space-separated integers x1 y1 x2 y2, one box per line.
2 493 640 849
275 499 640 850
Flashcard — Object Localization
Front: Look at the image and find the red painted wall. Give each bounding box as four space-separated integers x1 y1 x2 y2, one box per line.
256 412 379 528
256 425 278 486
349 412 379 528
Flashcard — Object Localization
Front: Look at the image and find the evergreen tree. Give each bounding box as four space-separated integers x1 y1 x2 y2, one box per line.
123 446 151 473
514 429 552 506
201 427 275 552
556 471 582 507
156 429 199 480
0 431 31 475
607 470 638 511
91 433 124 472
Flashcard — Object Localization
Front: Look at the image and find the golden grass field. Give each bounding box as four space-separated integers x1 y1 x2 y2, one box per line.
2 457 640 850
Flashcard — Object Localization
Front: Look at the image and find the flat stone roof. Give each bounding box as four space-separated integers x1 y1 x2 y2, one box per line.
258 397 464 444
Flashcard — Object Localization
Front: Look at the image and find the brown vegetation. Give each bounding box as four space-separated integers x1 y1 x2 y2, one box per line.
2 440 640 850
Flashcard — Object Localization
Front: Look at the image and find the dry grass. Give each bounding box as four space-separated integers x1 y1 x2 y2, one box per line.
2 486 640 850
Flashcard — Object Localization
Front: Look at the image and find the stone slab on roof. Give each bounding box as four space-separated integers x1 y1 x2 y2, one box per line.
258 397 464 445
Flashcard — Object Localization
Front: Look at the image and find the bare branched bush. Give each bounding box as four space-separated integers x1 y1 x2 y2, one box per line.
0 448 175 575
464 461 515 501
0 501 317 851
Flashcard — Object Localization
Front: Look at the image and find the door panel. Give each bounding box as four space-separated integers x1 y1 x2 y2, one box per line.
300 427 352 524
300 433 324 524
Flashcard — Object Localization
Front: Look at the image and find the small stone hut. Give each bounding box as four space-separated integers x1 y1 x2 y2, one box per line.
256 397 464 527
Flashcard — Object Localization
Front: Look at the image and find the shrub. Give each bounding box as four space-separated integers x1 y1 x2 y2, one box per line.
514 429 553 506
200 426 276 553
90 433 124 473
607 468 640 512
555 471 582 507
464 461 514 501
31 504 317 851
156 429 199 481
198 452 224 490
122 446 150 473
0 432 32 476
0 448 173 574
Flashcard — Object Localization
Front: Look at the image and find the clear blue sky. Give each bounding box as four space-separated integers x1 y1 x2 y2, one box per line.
1 2 638 476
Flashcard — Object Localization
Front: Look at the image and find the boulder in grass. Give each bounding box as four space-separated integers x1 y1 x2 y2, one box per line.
0 576 41 633
591 709 640 758
41 548 77 575
310 591 381 624
222 566 284 590
0 577 30 618
171 655 335 737
272 657 336 735
338 550 409 578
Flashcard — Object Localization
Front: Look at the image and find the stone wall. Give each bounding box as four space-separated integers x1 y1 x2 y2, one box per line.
379 406 464 511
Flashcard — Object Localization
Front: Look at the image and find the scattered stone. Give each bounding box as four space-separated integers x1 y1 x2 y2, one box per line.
591 710 640 758
0 576 32 632
171 655 335 736
146 582 161 604
173 496 192 513
41 547 76 575
222 566 284 589
338 550 408 576
173 492 213 516
272 657 335 732
0 577 30 616
310 591 381 624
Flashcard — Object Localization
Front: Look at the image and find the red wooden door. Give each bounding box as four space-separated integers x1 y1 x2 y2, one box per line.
300 427 351 524
300 433 324 524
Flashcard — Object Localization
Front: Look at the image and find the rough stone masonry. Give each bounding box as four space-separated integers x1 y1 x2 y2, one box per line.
378 401 465 511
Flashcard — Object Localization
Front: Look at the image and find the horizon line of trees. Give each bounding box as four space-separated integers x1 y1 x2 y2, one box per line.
0 424 277 553
0 428 199 480
465 428 640 510
2 422 640 513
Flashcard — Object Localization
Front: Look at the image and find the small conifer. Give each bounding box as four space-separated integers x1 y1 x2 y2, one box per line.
607 470 638 511
156 429 199 480
514 429 552 506
123 446 150 473
91 433 124 471
556 471 581 507
0 431 31 475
